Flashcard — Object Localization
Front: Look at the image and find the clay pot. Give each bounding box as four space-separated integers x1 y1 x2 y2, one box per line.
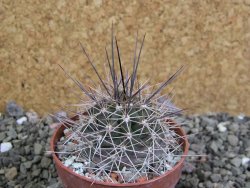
50 116 189 188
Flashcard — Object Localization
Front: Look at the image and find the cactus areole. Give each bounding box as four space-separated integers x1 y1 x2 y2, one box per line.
51 28 189 187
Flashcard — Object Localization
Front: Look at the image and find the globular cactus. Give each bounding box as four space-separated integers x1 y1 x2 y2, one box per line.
56 29 185 183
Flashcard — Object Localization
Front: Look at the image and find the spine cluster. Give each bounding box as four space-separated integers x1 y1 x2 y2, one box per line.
56 29 185 183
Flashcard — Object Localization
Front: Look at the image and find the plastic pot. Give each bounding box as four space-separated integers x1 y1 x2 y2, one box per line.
51 116 189 188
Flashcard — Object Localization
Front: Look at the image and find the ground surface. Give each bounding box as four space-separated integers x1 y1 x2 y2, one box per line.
0 102 249 187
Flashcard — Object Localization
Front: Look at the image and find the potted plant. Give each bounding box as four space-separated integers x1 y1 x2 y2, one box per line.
50 28 189 188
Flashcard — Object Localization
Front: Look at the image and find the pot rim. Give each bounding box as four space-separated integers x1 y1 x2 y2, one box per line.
50 119 189 187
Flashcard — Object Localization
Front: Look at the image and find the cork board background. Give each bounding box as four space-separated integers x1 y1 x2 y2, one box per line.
0 0 250 115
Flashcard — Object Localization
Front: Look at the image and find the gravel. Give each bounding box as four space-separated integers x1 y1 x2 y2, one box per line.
176 113 250 188
0 102 249 188
228 135 239 146
0 103 60 187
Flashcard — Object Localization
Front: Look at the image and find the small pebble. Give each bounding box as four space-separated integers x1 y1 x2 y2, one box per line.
210 174 221 183
165 163 173 170
40 157 52 168
242 157 250 167
26 111 39 124
0 169 4 174
237 113 245 120
7 128 17 139
72 163 85 173
23 161 32 169
0 132 6 141
0 142 13 152
72 162 84 169
228 135 239 146
34 143 43 155
32 156 42 163
5 167 18 180
64 156 76 167
210 141 218 153
231 158 242 167
16 116 28 125
217 122 228 132
32 169 41 177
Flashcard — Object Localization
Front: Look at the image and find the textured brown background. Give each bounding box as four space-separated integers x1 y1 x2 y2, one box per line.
0 0 250 115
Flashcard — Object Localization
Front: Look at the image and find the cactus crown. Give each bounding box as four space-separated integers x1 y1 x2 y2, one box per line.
56 28 185 183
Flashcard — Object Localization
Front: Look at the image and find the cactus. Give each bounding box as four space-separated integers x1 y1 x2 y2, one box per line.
56 29 185 183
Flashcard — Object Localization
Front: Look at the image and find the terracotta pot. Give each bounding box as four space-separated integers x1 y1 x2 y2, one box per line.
51 116 189 188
